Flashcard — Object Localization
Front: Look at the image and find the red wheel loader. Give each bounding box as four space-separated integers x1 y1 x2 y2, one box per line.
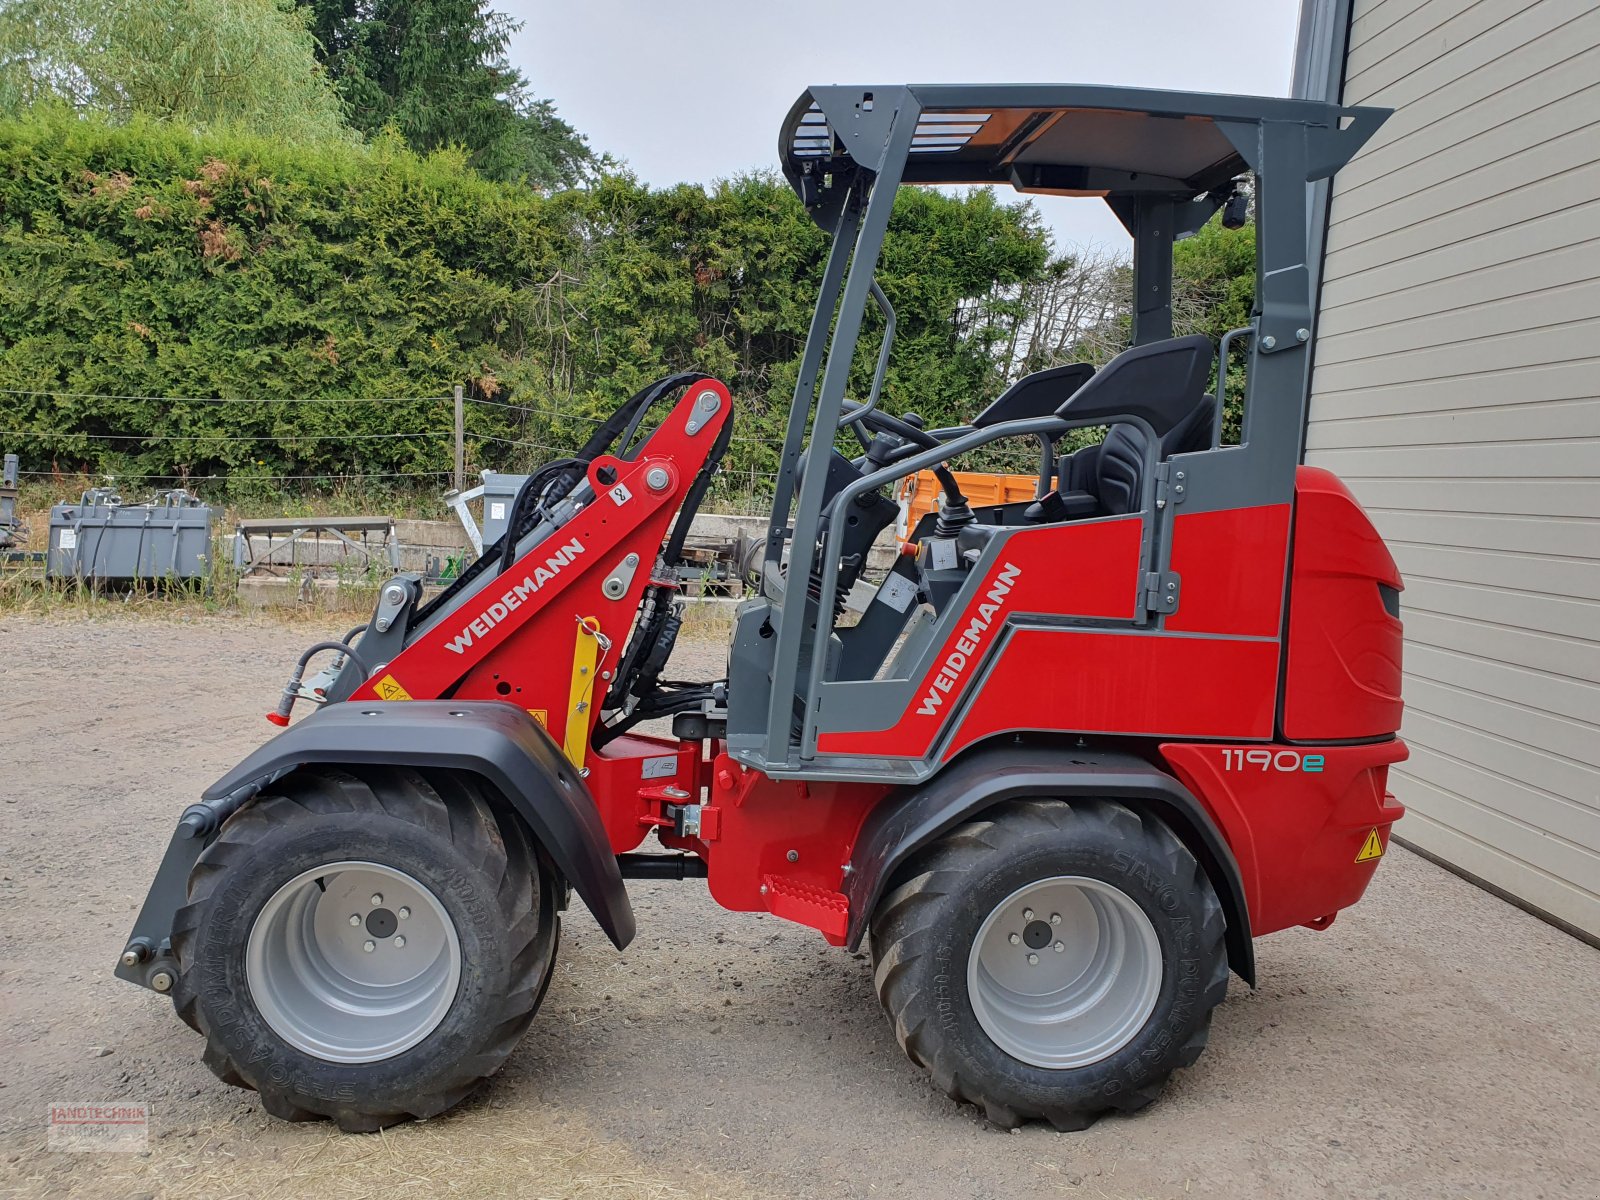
117 83 1404 1131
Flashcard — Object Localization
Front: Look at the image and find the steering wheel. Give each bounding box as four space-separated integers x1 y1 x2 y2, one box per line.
840 400 972 520
841 400 943 455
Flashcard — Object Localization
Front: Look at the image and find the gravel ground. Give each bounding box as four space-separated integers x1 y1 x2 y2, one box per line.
0 613 1596 1200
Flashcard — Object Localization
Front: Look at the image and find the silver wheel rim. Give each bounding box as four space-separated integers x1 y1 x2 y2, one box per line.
967 875 1162 1069
245 861 462 1063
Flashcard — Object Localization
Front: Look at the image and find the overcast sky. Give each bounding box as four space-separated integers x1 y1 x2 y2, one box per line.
503 1 1302 254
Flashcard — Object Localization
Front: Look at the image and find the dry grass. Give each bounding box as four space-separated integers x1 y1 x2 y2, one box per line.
0 557 385 621
677 600 738 643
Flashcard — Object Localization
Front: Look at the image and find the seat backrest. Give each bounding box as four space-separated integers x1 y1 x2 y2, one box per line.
1054 335 1214 436
971 362 1095 428
1164 392 1217 457
1051 337 1217 516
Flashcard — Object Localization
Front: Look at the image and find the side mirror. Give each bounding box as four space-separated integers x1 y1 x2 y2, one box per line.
797 170 821 209
1221 191 1249 230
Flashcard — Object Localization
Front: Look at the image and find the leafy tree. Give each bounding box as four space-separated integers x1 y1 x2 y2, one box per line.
0 0 350 143
0 112 1049 493
1173 215 1256 439
298 0 593 187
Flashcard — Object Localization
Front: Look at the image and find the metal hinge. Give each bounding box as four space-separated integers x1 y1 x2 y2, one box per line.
1154 463 1189 509
1145 570 1181 614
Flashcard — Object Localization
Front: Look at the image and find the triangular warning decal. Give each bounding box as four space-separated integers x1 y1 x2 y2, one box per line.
1356 828 1385 863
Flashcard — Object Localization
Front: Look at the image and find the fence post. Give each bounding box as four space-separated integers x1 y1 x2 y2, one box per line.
452 384 465 494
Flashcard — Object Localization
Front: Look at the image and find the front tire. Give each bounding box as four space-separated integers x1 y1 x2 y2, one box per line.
170 766 559 1132
869 798 1228 1129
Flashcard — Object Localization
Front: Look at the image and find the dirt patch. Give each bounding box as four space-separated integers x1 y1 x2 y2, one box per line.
1 613 1596 1199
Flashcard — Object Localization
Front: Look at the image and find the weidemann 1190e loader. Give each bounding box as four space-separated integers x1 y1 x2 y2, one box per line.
117 82 1404 1132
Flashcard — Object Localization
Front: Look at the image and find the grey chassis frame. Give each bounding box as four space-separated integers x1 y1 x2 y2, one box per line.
726 83 1387 779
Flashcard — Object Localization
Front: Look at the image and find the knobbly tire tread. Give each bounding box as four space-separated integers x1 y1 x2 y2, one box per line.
170 766 559 1133
869 798 1229 1131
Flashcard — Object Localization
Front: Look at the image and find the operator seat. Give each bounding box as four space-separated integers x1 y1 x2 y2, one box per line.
1043 335 1215 519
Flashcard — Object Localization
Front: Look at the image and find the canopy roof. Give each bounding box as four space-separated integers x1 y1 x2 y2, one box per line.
780 83 1384 209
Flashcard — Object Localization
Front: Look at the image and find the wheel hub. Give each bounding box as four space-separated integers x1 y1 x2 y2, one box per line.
967 875 1162 1070
365 907 398 938
246 861 462 1064
1022 919 1053 949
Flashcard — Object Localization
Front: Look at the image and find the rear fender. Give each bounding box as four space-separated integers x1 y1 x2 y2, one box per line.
119 702 634 987
842 743 1255 986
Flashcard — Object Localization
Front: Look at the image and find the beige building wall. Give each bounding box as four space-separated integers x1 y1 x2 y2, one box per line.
1305 0 1600 938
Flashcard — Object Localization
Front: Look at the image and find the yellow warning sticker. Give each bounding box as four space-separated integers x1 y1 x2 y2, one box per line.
1356 828 1385 863
526 708 548 729
373 674 413 701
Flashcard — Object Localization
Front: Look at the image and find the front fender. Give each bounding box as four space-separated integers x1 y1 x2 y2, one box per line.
119 702 633 992
201 700 635 949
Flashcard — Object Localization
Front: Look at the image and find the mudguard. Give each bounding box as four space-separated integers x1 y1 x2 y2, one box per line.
121 701 634 984
842 744 1255 985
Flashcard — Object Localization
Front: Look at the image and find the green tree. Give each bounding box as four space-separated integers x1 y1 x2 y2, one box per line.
0 0 350 143
0 113 1051 492
299 0 593 187
1172 215 1256 439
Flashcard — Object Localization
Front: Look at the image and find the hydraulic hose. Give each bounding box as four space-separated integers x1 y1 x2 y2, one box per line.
498 457 582 575
267 641 373 727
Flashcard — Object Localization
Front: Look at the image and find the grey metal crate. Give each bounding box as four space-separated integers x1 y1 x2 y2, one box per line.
479 472 528 548
47 489 213 582
445 471 529 556
0 453 19 548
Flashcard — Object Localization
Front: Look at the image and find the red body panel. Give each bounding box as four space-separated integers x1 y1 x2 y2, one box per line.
1282 467 1405 741
1164 504 1291 637
816 517 1144 757
944 631 1280 758
817 506 1291 759
1160 740 1408 934
698 761 890 944
583 732 696 853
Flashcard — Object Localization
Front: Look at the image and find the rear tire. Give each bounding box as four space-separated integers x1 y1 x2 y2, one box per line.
171 766 559 1132
869 798 1228 1129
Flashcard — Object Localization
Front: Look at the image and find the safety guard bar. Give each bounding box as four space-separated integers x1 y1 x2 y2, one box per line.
799 409 1165 759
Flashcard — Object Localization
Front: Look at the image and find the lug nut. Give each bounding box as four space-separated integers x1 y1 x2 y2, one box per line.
1008 933 1020 945
394 936 406 948
370 894 383 906
150 971 174 993
363 940 375 953
1054 941 1065 953
1022 908 1034 921
1050 913 1061 926
1027 953 1039 966
398 907 410 920
349 914 362 926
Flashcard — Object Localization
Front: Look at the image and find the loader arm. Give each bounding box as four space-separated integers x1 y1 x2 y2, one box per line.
348 379 733 765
